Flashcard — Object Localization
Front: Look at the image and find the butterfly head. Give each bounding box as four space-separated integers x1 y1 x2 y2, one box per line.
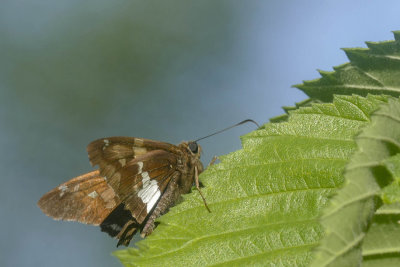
188 141 200 154
180 141 203 173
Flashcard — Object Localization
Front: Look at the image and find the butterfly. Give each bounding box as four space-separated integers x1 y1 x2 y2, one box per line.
38 137 208 247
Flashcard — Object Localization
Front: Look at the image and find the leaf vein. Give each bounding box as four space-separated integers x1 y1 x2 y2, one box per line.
143 219 319 261
208 243 318 266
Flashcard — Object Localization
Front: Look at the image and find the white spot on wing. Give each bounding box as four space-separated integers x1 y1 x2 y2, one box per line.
137 162 143 173
137 171 161 212
141 171 150 181
146 188 161 212
58 185 68 197
73 184 80 192
103 139 110 150
110 224 122 232
88 191 99 199
59 185 68 191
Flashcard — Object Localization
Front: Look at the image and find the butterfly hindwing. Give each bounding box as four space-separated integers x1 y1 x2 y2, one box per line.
37 171 121 225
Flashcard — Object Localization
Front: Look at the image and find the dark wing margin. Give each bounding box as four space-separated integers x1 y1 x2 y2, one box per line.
100 203 139 247
37 171 120 225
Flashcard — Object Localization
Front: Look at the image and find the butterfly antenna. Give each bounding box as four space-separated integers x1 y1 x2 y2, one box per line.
195 119 260 142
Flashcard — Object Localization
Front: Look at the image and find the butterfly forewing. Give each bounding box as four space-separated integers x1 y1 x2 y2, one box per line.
38 171 121 225
87 137 179 174
107 150 178 224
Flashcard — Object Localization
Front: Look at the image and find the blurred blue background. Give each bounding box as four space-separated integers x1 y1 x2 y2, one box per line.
1 1 399 266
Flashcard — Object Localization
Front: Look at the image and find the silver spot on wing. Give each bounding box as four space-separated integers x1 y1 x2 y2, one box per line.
88 191 99 199
137 171 161 212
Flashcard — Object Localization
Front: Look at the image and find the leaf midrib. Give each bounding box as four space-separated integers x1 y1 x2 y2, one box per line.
172 187 336 217
363 246 400 257
209 157 349 173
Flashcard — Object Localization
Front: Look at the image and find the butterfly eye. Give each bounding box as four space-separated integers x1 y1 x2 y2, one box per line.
188 142 198 154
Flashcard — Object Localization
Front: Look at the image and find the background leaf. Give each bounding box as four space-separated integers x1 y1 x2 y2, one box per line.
362 204 400 267
272 31 400 123
295 31 400 102
381 154 400 204
115 95 388 266
311 98 400 267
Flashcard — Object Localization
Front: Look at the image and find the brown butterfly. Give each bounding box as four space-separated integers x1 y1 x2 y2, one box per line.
38 120 258 247
38 137 208 246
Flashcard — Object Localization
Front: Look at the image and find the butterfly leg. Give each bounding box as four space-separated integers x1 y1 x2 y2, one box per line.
195 166 211 213
208 156 218 167
141 172 182 237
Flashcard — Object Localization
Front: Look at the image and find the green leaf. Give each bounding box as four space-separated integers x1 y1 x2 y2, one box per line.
114 95 389 267
362 209 400 267
311 98 400 267
295 31 400 102
381 154 400 204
